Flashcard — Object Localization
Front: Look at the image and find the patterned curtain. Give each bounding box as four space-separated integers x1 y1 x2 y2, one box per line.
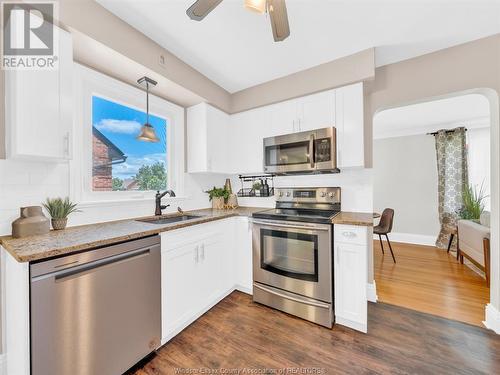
435 127 468 249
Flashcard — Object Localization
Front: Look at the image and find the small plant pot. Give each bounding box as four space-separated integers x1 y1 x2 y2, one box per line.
51 218 68 230
212 197 225 210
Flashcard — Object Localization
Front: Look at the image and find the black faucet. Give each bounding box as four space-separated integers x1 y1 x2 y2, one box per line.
155 190 176 216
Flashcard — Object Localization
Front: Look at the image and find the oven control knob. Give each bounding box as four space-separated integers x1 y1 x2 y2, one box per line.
286 191 291 197
278 191 283 197
329 192 334 198
320 192 326 197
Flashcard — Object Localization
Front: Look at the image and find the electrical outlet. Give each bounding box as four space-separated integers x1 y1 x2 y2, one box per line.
159 54 166 68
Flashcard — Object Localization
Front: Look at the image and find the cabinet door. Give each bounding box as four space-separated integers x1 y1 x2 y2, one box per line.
229 107 270 174
335 82 364 168
5 29 73 161
161 241 200 342
334 242 367 332
269 100 297 136
296 90 336 132
206 105 231 173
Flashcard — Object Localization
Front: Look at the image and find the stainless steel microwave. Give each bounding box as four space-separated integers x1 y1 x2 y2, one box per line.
263 127 339 175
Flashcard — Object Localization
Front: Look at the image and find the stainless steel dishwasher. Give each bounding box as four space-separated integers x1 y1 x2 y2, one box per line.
30 235 161 375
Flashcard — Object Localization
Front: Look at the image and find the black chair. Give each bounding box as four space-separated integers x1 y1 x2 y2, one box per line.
374 208 396 263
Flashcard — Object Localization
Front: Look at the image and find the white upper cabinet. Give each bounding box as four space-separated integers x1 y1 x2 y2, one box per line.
335 82 364 168
229 106 271 174
187 102 231 173
186 83 364 174
5 27 73 162
296 90 336 132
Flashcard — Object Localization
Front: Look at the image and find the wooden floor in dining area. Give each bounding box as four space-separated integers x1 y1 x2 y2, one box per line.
131 291 500 375
374 240 490 326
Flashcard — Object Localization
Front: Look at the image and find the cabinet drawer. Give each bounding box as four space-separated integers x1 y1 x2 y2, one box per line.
334 225 368 246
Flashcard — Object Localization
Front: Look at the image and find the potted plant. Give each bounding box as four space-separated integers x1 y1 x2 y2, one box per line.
205 186 230 209
459 182 488 222
252 181 262 197
43 197 80 230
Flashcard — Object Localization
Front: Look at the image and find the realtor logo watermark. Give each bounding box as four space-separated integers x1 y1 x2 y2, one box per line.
1 1 59 70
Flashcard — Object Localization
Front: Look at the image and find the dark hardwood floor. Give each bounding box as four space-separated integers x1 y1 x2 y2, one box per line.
131 291 500 375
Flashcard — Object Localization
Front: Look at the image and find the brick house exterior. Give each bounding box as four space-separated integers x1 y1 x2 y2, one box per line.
92 127 127 191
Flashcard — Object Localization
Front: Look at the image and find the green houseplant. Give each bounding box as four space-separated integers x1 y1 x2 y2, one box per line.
205 186 230 209
43 197 80 230
459 183 488 222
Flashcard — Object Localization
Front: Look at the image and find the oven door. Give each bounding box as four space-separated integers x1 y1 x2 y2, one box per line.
252 219 332 302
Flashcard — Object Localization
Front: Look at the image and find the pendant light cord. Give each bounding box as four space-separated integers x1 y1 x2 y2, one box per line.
146 82 150 125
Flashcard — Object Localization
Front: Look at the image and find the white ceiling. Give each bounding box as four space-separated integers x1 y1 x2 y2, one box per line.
373 94 490 139
97 0 500 93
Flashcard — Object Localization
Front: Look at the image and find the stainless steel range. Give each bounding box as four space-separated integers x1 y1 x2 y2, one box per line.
252 187 341 328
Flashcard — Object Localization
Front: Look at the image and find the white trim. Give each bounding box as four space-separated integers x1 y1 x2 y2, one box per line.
235 284 253 295
71 63 185 204
374 232 436 247
0 354 5 375
484 303 500 334
335 316 367 333
367 281 378 303
374 116 490 140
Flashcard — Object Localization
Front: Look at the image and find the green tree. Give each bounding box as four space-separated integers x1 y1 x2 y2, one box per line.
112 177 124 191
134 162 167 191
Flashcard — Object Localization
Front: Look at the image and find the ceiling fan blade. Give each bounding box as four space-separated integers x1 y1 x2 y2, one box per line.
268 0 290 42
186 0 223 21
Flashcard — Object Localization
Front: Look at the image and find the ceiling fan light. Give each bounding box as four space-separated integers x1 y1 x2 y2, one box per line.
245 0 266 14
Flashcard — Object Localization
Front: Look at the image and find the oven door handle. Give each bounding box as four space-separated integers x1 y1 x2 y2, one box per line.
251 220 329 231
254 283 330 309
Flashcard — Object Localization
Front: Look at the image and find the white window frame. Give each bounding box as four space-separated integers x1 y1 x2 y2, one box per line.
71 64 185 204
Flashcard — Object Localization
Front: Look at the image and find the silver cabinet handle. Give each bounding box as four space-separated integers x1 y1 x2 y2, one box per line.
342 231 357 238
194 245 199 263
292 119 296 132
254 283 330 309
200 243 205 261
63 132 70 157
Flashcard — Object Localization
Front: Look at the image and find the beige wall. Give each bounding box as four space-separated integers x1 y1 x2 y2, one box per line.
57 0 232 112
373 135 440 238
230 48 375 113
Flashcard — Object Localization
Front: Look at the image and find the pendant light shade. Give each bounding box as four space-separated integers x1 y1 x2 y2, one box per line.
245 0 266 13
137 76 159 143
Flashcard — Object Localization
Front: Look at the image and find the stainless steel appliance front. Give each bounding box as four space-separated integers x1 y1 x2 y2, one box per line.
263 127 338 175
30 235 161 375
252 219 333 327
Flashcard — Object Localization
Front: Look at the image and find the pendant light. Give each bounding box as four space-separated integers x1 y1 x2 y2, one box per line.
136 76 159 143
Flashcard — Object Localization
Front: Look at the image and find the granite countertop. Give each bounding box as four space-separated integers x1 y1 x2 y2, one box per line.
332 212 375 227
0 207 265 263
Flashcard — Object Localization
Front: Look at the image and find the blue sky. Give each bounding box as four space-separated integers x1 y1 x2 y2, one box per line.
92 96 168 180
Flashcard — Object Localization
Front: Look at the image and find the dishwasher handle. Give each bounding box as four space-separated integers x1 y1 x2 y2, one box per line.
31 247 153 283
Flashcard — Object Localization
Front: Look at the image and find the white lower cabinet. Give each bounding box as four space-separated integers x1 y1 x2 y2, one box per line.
160 218 250 344
334 224 368 333
233 217 253 293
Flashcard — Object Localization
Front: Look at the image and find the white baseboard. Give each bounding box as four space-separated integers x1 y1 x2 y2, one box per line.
484 303 500 334
235 284 253 295
373 232 436 247
335 316 367 333
0 354 5 375
367 281 378 303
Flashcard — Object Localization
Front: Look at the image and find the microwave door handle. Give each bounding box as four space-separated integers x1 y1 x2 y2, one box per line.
309 134 315 168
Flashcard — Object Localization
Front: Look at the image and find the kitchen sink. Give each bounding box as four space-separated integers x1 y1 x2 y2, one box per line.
136 215 202 225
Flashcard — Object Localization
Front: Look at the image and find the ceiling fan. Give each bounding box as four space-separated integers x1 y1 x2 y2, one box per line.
186 0 290 42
